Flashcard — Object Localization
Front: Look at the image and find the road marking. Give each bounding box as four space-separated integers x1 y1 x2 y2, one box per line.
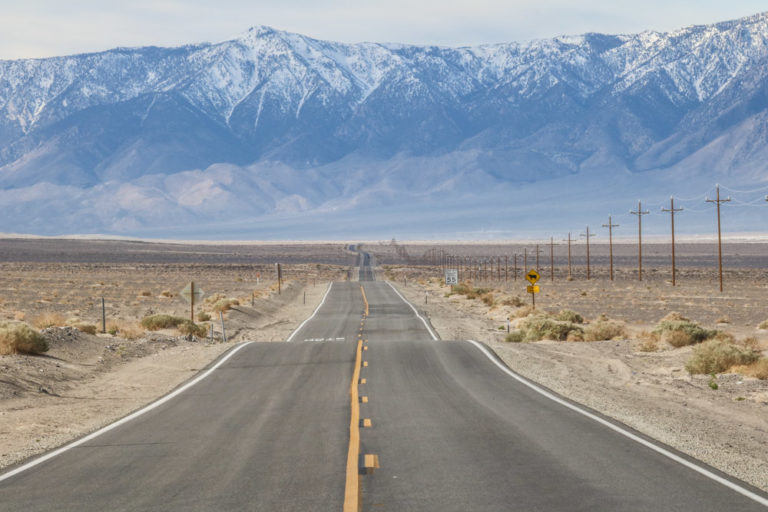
361 396 369 403
0 341 255 484
464 339 768 508
363 454 380 474
286 282 334 342
343 339 364 512
363 418 372 428
385 281 439 340
363 361 368 367
360 285 369 316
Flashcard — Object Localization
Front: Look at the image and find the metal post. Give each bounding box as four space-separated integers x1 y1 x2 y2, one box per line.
220 311 227 343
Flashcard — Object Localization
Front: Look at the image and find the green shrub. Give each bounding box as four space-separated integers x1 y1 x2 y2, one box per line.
555 310 584 324
141 314 186 331
758 320 768 330
197 312 211 322
178 321 208 338
685 339 759 375
653 320 717 347
0 322 49 354
505 331 525 343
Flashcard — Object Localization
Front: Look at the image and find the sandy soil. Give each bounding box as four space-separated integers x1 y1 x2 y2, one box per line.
387 266 768 492
0 270 336 471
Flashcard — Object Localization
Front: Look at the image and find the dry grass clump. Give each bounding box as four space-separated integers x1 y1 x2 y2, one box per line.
555 310 584 324
71 323 98 335
757 319 768 330
517 314 583 342
106 320 144 339
31 312 68 329
685 339 759 375
653 312 718 348
141 314 187 331
197 312 211 322
139 290 152 297
583 319 627 341
211 298 240 313
638 335 659 352
178 321 208 338
449 283 493 301
0 322 49 354
733 359 768 380
160 290 174 298
500 296 525 307
13 311 26 321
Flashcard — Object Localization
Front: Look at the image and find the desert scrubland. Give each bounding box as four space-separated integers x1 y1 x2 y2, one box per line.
1 238 767 492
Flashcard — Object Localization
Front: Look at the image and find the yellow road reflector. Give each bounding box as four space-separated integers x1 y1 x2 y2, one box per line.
364 454 380 474
363 346 368 351
361 396 368 403
362 418 372 428
360 378 367 384
363 361 368 367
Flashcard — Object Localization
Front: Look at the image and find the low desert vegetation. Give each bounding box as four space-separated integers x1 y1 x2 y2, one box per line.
0 322 49 354
141 314 187 330
554 310 584 324
733 359 768 380
685 338 759 375
71 323 98 335
211 298 240 313
582 317 627 341
177 320 208 338
758 319 768 330
106 320 144 340
31 312 67 329
506 309 625 343
652 312 718 347
197 312 211 322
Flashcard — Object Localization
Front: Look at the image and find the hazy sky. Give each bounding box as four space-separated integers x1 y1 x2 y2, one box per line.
1 1 767 59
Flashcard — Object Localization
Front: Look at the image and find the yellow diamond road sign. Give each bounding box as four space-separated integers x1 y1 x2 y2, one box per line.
525 269 540 284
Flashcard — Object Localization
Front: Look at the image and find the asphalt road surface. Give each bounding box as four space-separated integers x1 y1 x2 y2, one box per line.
1 254 766 511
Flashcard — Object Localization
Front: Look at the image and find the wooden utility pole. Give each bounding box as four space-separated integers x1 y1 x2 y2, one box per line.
505 255 509 282
602 216 619 281
497 256 501 281
513 254 518 281
549 237 555 282
535 244 543 274
562 233 572 280
661 197 684 286
580 227 596 280
706 185 731 292
630 201 650 281
524 248 528 272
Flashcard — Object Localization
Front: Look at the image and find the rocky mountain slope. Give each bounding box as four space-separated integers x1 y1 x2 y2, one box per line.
1 13 768 237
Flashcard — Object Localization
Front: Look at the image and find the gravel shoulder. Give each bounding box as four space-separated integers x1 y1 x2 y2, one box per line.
393 279 768 493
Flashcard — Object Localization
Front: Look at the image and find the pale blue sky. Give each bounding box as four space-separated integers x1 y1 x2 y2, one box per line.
1 1 767 59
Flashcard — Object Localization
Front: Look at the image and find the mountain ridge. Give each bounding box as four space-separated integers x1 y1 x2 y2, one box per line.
1 13 768 237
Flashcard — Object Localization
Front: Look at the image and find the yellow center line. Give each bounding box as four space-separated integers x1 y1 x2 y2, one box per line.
360 285 369 317
343 339 364 512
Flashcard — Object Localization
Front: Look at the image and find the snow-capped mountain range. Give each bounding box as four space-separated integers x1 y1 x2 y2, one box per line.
2 13 768 238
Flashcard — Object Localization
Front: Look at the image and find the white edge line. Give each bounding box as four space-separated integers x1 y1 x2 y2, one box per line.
385 281 439 341
464 339 768 508
286 282 333 342
0 341 255 484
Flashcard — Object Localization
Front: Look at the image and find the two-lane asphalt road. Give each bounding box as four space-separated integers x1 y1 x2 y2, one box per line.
1 252 766 511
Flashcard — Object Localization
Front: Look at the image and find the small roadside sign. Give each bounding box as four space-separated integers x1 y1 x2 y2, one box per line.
180 282 205 303
445 269 458 285
526 285 540 294
525 269 540 284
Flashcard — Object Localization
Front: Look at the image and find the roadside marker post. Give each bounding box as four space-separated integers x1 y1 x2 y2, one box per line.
101 297 106 334
180 282 204 323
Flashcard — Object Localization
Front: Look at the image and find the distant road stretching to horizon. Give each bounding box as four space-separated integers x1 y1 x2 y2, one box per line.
0 250 766 511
